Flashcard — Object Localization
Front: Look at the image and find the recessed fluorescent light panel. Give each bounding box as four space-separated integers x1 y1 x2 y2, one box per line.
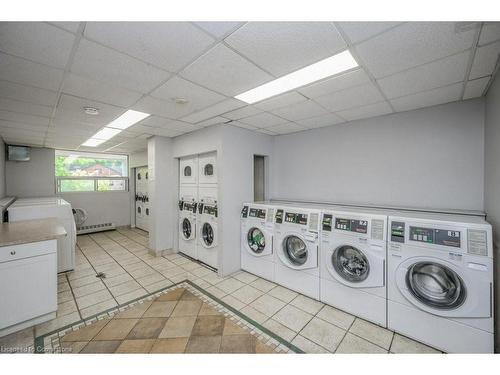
81 110 150 147
235 50 358 104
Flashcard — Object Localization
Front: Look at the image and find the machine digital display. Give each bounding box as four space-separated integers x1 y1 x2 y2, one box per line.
409 226 461 247
391 221 405 243
275 209 284 224
183 202 195 212
335 218 368 233
322 214 333 231
204 205 217 216
249 208 266 219
284 212 308 225
241 205 248 218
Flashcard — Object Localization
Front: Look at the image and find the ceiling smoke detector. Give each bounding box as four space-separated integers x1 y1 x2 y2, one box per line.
173 97 189 105
83 106 99 115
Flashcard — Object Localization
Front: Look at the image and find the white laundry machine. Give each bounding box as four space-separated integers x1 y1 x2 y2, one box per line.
387 212 494 353
198 152 217 185
198 185 217 205
178 201 197 259
179 155 198 185
197 202 218 269
8 197 76 273
320 208 388 326
241 203 276 281
274 205 321 299
135 166 149 232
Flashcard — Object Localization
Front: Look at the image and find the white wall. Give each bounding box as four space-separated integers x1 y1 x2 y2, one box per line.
484 72 500 351
271 99 485 211
6 147 55 197
0 139 5 198
129 150 148 168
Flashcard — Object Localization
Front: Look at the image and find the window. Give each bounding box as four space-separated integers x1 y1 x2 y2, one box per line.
55 150 128 193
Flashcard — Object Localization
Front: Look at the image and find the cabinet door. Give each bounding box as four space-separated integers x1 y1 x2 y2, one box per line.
0 251 57 329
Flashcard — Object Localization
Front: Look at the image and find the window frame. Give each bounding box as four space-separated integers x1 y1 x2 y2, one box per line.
55 150 129 194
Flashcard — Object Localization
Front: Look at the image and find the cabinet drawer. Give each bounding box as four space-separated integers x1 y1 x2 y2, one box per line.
0 239 57 263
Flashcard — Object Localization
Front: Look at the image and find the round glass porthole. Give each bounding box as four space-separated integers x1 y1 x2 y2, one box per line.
184 166 192 177
202 223 214 246
332 245 370 283
247 227 266 254
283 235 307 266
406 262 466 310
182 218 192 239
204 163 214 176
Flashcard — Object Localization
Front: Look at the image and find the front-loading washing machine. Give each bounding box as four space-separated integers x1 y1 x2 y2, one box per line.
198 152 217 185
197 202 218 269
241 203 276 281
320 208 388 326
387 212 494 353
274 205 321 299
178 201 197 259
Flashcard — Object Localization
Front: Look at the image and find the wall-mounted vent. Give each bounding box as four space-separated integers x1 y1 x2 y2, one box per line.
77 222 116 235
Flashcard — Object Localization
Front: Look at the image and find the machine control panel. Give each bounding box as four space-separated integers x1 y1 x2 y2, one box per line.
409 226 461 248
390 221 405 243
203 205 218 217
335 217 368 234
241 205 248 218
284 212 308 225
183 202 196 213
275 209 284 224
322 214 333 231
249 208 266 219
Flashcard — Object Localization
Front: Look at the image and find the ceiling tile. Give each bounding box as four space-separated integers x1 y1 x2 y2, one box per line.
356 22 476 78
254 91 307 111
180 98 245 123
223 106 262 120
469 41 500 79
337 22 404 44
194 22 244 38
239 112 288 128
84 22 215 72
314 83 384 112
0 80 58 107
194 116 229 127
137 115 173 128
390 83 463 112
0 110 49 126
55 94 124 128
225 22 346 77
271 99 329 121
71 39 171 93
298 69 371 98
266 122 306 135
62 73 143 107
132 95 197 119
226 121 258 130
479 22 500 45
150 76 226 111
337 101 393 121
49 22 80 33
463 77 490 99
0 119 48 132
0 22 75 69
0 97 52 117
0 52 64 91
295 113 345 128
377 51 470 99
139 116 200 132
180 43 273 96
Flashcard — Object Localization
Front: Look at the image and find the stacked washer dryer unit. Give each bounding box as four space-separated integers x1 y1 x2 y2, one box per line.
387 212 494 353
135 166 149 232
240 202 276 281
274 204 322 299
197 152 218 269
179 156 199 260
320 207 388 326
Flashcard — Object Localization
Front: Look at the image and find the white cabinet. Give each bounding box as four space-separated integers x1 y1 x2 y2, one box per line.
0 240 57 337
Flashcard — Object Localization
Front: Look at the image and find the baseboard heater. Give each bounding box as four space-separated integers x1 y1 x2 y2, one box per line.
77 222 116 235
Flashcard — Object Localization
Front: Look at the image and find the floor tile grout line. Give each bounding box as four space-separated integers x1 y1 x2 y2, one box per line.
63 271 84 321
73 240 121 310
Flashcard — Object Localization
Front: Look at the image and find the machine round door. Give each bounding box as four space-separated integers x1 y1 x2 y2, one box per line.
283 235 308 266
247 227 266 254
184 166 192 177
202 222 214 247
332 245 370 283
405 261 466 310
182 218 192 240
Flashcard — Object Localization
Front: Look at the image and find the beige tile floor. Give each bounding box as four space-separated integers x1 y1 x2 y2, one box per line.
0 227 440 354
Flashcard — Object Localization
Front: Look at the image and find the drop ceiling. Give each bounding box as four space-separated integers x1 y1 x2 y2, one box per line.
0 21 499 154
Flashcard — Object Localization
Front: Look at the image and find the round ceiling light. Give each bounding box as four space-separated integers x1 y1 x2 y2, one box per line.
83 106 100 115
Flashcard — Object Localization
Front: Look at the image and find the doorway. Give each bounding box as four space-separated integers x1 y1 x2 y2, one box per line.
254 155 266 202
